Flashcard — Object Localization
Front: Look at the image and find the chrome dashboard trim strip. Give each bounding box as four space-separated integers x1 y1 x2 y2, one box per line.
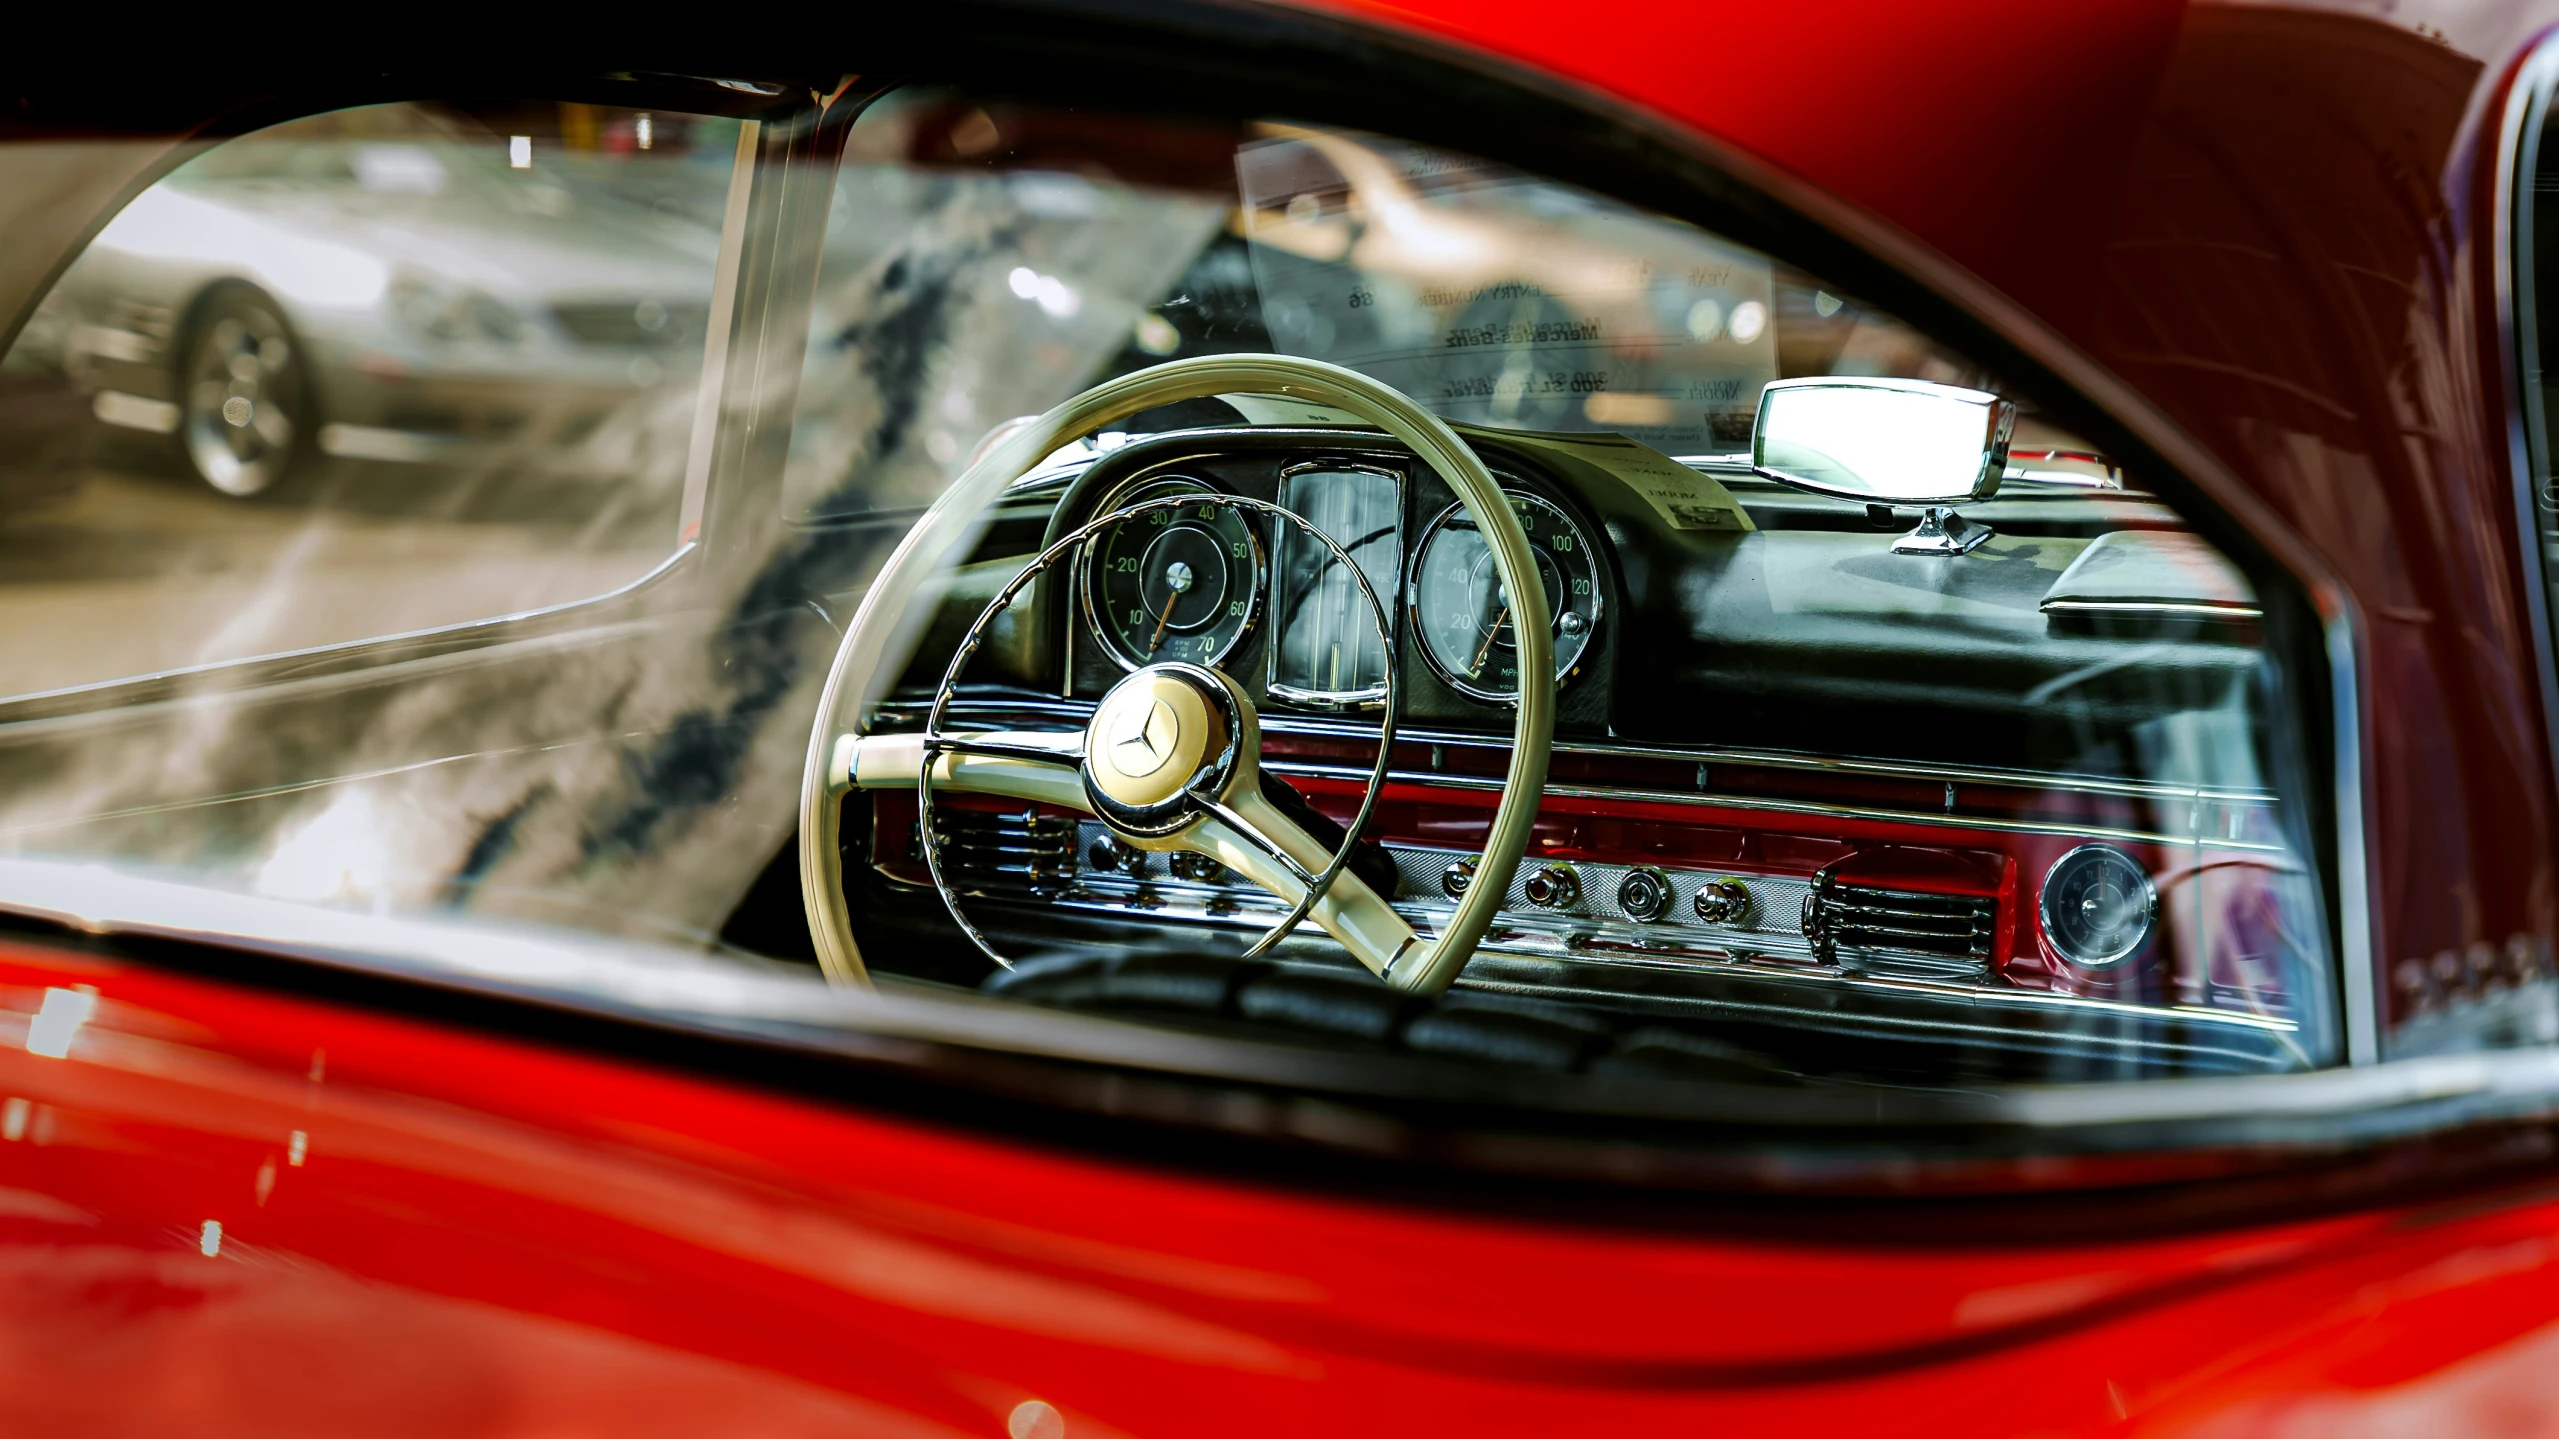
895 695 2281 806
1264 716 2281 805
1257 758 2288 853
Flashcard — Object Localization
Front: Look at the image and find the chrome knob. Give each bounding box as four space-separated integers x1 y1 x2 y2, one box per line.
1523 864 1581 909
1694 878 1752 924
1440 859 1477 899
1616 867 1671 922
1169 850 1225 884
1088 836 1145 875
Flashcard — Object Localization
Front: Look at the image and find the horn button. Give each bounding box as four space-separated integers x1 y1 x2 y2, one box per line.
1084 666 1233 825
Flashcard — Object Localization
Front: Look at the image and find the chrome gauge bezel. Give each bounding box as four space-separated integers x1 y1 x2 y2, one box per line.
2036 842 2159 968
1407 488 1603 705
1264 459 1406 711
1078 474 1266 675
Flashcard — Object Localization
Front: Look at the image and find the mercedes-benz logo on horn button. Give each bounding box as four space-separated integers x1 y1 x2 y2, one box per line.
1109 695 1181 778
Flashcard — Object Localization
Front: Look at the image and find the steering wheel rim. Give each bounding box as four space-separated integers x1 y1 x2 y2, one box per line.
798 354 1553 997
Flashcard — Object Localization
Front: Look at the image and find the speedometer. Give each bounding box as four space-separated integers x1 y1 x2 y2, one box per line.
1080 477 1263 672
1409 491 1600 702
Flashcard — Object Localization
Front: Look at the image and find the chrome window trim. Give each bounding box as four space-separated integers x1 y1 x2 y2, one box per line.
2333 607 2377 1065
2501 34 2559 1048
0 541 698 727
675 117 765 546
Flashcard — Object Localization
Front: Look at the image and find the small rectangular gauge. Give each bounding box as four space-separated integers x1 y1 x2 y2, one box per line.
1268 463 1402 706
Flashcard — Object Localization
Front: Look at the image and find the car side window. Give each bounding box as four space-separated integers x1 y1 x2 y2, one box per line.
0 100 739 697
782 91 2345 1078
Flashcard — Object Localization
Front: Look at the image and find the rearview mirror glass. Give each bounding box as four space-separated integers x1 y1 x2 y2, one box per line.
1751 377 2014 506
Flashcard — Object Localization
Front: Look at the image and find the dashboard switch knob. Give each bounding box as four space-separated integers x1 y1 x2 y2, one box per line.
1524 864 1582 909
1089 836 1145 875
1616 867 1672 922
1169 850 1226 884
1440 859 1477 899
1695 878 1752 924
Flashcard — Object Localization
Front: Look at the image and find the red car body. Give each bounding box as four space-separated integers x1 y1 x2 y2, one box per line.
6 2 2559 1434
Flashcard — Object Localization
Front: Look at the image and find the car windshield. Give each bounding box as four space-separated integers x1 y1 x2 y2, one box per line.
0 86 2369 1123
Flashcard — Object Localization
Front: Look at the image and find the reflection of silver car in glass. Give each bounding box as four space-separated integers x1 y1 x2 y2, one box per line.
43 126 724 497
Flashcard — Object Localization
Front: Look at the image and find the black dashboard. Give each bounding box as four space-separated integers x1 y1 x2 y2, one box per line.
1016 422 2259 776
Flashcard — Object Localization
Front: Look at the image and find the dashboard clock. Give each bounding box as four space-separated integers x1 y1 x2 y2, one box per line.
2038 843 2157 968
1408 490 1600 702
1080 477 1263 672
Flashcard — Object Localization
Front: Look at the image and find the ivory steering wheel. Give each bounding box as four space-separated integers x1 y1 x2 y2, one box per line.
798 355 1553 997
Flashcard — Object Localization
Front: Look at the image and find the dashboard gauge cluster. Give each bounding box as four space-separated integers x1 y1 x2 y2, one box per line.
1409 490 1601 702
1059 437 1615 727
1080 477 1263 672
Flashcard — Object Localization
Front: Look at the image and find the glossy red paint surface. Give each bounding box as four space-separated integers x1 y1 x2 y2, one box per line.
11 4 2559 1434
3 938 2559 1436
1325 0 2559 1027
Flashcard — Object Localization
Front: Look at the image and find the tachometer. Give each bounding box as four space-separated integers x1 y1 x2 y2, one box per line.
1409 491 1600 701
1080 477 1263 672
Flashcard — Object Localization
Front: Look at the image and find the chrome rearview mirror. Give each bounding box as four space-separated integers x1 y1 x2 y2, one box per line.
1751 377 2017 555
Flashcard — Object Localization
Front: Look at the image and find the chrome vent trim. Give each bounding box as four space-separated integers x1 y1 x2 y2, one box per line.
922 808 1078 894
1803 870 1998 980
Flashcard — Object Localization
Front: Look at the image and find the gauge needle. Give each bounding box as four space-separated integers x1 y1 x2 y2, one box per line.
1470 605 1509 677
1147 561 1195 653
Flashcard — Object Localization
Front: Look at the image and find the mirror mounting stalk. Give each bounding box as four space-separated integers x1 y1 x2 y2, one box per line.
1893 505 1992 556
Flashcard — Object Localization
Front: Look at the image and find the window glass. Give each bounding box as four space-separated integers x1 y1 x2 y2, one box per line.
0 101 734 695
778 93 2340 1081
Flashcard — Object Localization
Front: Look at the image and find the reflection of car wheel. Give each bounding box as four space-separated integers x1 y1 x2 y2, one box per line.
178 286 311 498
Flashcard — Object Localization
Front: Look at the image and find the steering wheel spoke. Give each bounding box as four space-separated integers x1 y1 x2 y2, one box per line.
1192 791 1320 889
839 730 1092 813
928 731 1088 769
1177 788 1421 979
